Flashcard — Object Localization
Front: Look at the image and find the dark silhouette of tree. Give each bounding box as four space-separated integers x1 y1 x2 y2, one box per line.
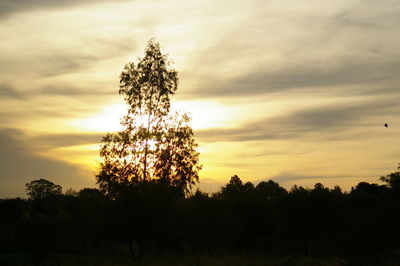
290 184 308 196
331 185 343 195
25 179 62 200
220 175 244 196
312 182 328 192
380 163 400 191
255 180 287 200
96 39 201 197
78 188 104 199
353 182 388 195
7 165 400 263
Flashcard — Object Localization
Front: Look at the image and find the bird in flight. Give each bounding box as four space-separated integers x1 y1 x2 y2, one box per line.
384 123 388 128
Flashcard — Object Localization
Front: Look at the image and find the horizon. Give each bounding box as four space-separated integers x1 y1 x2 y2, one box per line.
1 0 400 197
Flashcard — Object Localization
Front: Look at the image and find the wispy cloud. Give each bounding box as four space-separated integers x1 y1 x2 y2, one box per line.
191 59 400 98
197 97 400 142
0 0 129 20
0 129 95 197
32 132 103 149
0 83 23 99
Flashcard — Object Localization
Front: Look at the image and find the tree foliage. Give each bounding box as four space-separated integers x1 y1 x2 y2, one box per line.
96 39 201 197
25 178 62 200
379 163 400 191
220 175 244 196
255 180 287 200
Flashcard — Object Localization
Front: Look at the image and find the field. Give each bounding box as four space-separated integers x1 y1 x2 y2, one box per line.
0 253 349 266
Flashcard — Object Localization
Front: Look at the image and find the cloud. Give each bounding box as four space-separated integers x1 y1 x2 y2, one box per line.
0 83 23 99
0 84 115 101
196 97 400 142
237 149 313 158
190 58 400 98
33 132 103 149
183 0 400 100
38 86 115 97
271 172 353 183
0 49 121 79
0 0 128 20
0 129 95 197
0 27 137 81
270 171 383 191
330 0 400 31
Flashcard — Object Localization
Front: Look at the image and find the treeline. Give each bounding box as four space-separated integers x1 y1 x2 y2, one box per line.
1 170 400 264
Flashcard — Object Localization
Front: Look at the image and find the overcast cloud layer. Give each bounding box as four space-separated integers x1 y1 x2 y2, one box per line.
1 0 400 196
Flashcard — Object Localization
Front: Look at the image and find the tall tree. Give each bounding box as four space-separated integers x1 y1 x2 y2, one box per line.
97 39 201 197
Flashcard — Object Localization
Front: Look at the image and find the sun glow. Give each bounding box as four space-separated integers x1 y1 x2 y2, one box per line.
69 102 128 132
42 144 101 169
69 100 236 133
171 100 236 130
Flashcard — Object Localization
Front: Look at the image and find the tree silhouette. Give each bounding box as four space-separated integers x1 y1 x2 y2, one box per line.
255 180 287 200
6 169 400 262
220 175 244 196
25 179 62 200
96 39 201 197
379 163 400 191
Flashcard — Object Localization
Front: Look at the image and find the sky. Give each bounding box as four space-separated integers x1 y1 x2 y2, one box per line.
1 0 400 197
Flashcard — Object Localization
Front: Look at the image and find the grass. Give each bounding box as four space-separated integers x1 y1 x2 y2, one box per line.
0 253 348 266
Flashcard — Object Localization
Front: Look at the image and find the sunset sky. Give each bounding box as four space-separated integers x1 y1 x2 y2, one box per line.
1 0 400 197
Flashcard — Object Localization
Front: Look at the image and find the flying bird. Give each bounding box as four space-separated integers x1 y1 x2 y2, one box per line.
384 123 388 128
